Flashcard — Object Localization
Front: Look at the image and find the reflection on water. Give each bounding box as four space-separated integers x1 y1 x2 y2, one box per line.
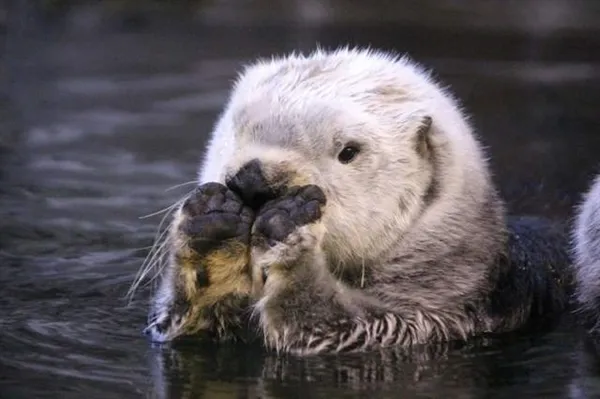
2 1 600 398
147 324 593 398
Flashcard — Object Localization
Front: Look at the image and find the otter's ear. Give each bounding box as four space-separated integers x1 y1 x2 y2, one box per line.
414 116 433 158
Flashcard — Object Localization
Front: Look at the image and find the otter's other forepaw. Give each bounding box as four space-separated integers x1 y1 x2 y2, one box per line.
250 185 326 289
179 182 254 254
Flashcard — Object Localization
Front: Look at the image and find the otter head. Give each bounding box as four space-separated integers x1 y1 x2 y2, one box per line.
213 48 496 269
145 48 503 341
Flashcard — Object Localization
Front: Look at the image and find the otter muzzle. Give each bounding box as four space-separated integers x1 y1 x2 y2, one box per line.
226 159 281 210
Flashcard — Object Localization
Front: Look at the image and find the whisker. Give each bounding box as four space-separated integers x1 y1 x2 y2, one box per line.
143 241 186 290
151 196 189 243
140 236 171 278
128 244 160 252
360 257 366 288
131 222 172 285
164 180 199 192
332 258 343 278
139 200 183 220
139 190 192 270
139 187 194 220
126 232 171 302
126 190 194 304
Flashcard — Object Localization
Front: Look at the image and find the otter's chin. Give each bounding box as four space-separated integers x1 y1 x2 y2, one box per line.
144 305 205 344
145 321 212 345
144 315 185 344
145 323 182 344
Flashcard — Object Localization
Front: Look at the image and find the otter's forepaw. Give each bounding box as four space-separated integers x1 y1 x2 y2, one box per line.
179 182 254 253
249 185 326 286
156 182 256 341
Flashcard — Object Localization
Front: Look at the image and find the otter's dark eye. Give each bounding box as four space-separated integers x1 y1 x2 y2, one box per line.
338 145 360 164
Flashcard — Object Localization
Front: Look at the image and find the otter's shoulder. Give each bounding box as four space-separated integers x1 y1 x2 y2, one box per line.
572 174 600 328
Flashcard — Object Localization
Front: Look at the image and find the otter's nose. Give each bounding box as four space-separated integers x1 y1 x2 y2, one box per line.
226 159 279 210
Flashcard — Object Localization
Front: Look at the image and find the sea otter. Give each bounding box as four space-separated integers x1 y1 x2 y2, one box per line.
142 47 573 355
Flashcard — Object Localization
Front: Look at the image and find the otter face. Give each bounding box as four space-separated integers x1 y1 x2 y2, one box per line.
222 113 435 269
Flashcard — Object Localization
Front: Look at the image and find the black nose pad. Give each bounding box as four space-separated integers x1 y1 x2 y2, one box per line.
226 159 279 210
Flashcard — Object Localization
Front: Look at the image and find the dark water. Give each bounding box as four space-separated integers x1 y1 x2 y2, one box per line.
2 2 600 398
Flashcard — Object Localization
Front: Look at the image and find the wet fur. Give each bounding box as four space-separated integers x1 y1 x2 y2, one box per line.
145 47 574 354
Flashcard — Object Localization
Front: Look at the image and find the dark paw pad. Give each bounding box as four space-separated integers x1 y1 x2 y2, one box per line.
179 182 254 253
253 185 326 246
182 182 249 217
